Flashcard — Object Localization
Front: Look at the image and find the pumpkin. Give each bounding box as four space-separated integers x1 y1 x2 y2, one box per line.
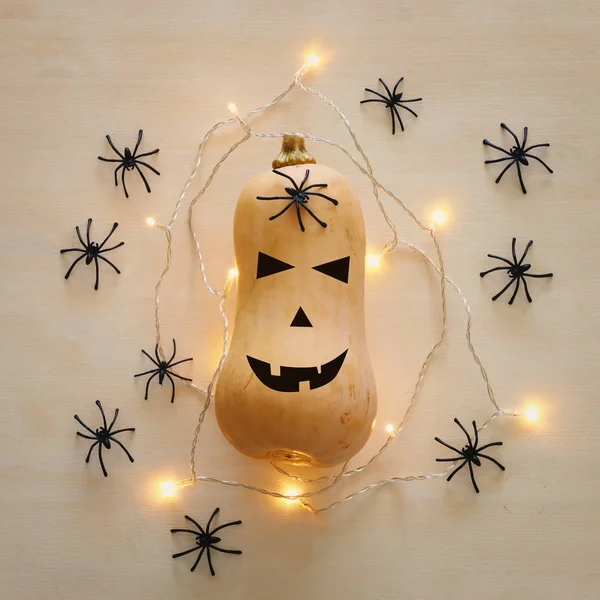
215 135 377 468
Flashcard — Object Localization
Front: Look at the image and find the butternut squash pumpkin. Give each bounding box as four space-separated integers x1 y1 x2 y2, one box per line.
215 135 377 467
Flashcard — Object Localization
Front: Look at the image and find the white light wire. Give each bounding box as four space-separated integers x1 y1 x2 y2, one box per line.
146 63 517 513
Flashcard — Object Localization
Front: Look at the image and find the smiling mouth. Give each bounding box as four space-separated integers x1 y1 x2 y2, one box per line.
246 350 348 393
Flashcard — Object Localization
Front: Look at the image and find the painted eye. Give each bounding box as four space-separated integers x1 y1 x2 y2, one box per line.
257 252 294 279
312 256 350 284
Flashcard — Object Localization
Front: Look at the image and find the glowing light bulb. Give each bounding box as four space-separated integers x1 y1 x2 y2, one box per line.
385 423 395 435
145 217 157 227
367 254 381 268
228 103 238 115
431 210 446 226
524 405 540 422
228 267 239 279
283 487 300 503
160 481 177 498
305 53 320 68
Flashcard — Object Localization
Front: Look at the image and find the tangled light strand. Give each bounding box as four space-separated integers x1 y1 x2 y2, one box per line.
146 58 519 513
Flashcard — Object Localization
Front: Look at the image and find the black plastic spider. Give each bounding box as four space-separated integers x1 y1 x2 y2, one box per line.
360 77 422 134
74 400 135 477
171 508 242 576
134 339 193 403
435 418 505 493
480 238 553 304
256 168 338 232
98 129 160 198
60 218 124 290
483 123 553 194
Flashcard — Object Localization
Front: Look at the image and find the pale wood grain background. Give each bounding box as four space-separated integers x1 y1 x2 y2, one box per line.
1 0 599 598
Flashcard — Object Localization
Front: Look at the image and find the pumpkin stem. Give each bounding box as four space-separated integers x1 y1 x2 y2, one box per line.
272 134 316 169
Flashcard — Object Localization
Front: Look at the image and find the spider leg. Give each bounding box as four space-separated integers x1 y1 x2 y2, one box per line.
484 157 513 164
487 254 514 267
133 164 152 193
494 160 516 184
134 148 160 159
105 134 125 159
167 370 193 383
436 457 461 462
477 441 503 451
74 414 97 436
97 222 119 250
392 105 405 132
113 163 124 187
170 528 202 535
516 161 527 194
168 357 193 368
364 88 389 102
302 183 329 191
106 406 119 431
169 339 177 364
205 547 216 576
121 166 129 198
141 349 161 367
523 272 553 278
523 153 554 174
454 418 473 446
398 97 422 103
210 545 242 555
521 276 533 303
97 157 123 163
166 372 176 403
98 443 108 477
60 248 86 254
478 453 506 471
85 440 100 463
300 203 327 228
396 102 419 118
379 78 394 98
136 160 161 176
110 427 135 435
480 265 510 277
85 218 92 246
132 129 143 156
500 122 521 148
305 191 338 205
482 140 512 156
96 400 108 430
98 242 125 253
446 460 467 482
192 547 207 573
491 277 516 301
522 126 528 150
467 461 480 493
295 203 305 232
210 519 242 535
172 545 202 560
434 437 463 455
142 371 160 399
97 255 121 274
93 256 100 290
472 421 479 451
76 224 87 248
360 98 388 104
392 77 404 96
388 106 397 135
185 514 206 533
272 169 300 190
517 240 533 265
508 277 521 304
205 507 220 532
110 437 135 463
154 343 163 364
523 143 550 154
299 168 310 190
257 196 297 201
511 237 519 264
64 254 87 280
76 432 97 440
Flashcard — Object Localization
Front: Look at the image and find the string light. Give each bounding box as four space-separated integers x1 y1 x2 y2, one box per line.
366 253 381 268
160 481 177 498
431 210 446 226
524 405 540 422
385 423 395 435
148 60 519 514
228 267 239 279
305 53 320 68
227 103 238 115
145 217 157 227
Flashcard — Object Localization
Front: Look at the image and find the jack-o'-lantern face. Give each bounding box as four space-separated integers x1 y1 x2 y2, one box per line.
215 136 378 468
247 251 351 392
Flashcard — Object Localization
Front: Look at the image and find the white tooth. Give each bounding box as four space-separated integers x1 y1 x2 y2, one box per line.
299 380 311 392
271 363 280 376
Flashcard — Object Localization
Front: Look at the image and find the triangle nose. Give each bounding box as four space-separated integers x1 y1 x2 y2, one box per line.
290 307 312 328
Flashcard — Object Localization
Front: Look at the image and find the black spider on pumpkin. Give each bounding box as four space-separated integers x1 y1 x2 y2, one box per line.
171 508 242 576
360 77 422 134
74 400 135 477
98 129 160 198
134 339 193 403
480 238 553 304
483 123 553 194
435 418 505 493
256 168 338 232
60 218 124 290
